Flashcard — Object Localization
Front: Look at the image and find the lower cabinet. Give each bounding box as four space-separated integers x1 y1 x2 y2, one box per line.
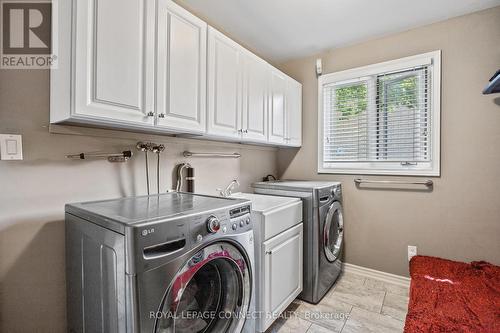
261 223 303 331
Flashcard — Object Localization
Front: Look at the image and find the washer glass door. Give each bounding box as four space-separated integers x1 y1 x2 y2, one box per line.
155 242 251 333
323 201 344 262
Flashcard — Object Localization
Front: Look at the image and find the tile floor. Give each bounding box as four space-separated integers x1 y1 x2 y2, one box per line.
265 271 409 333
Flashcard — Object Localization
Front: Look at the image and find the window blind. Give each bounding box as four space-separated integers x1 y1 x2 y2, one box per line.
323 66 431 163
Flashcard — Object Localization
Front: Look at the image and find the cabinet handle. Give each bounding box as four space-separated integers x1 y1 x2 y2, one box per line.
266 250 273 255
237 129 243 133
158 113 165 118
147 112 154 117
243 129 248 133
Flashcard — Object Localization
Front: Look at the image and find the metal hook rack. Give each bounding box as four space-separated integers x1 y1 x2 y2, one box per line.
183 151 241 158
66 150 132 162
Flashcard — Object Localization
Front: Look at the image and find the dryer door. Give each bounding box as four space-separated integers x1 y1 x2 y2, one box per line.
155 242 251 333
323 201 344 262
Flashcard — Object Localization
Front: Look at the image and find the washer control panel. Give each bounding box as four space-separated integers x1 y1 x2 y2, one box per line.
227 205 251 233
189 204 252 243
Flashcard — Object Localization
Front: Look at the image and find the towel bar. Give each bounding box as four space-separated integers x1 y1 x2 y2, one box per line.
354 178 433 187
66 150 132 162
183 151 241 158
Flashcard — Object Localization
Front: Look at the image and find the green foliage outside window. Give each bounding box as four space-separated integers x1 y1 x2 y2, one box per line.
335 84 367 120
334 74 419 119
380 75 418 113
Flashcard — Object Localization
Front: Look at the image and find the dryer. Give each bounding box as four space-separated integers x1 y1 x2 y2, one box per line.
253 180 344 304
65 192 255 333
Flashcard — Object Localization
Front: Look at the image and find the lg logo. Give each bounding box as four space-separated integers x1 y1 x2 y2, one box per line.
142 228 155 236
1 0 56 68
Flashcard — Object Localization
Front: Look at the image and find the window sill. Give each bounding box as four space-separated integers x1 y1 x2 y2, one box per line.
317 166 440 177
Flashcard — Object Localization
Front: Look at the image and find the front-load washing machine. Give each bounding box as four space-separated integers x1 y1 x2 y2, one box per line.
253 180 344 304
65 192 255 333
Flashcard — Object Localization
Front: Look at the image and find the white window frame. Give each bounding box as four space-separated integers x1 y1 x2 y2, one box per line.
318 50 441 176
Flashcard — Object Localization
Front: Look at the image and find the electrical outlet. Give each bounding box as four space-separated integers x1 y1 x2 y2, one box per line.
408 245 417 261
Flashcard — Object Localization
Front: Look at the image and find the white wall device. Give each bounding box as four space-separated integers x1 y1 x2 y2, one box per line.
316 58 323 76
0 134 23 160
408 245 417 261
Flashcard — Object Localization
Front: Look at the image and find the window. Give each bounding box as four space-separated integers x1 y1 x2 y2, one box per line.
318 51 441 176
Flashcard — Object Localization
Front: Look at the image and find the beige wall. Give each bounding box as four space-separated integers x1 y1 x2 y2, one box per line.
277 7 500 277
0 70 277 332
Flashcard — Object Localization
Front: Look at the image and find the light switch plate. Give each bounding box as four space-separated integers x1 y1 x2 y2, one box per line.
0 134 23 160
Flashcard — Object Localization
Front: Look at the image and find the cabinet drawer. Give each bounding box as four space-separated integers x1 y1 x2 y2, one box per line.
263 200 302 240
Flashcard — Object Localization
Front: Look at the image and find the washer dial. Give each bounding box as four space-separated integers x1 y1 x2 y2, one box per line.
206 215 221 233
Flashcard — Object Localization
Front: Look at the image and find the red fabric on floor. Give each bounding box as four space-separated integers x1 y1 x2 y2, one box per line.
404 255 500 333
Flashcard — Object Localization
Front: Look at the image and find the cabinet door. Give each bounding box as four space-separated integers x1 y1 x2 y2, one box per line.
207 28 242 138
74 0 154 125
286 79 302 147
241 53 268 142
156 0 207 133
263 224 303 331
268 69 287 144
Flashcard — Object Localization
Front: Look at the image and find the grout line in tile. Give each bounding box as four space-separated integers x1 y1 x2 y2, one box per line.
340 304 354 333
303 319 313 332
380 291 387 314
303 318 330 332
339 305 355 333
339 317 347 332
300 303 354 333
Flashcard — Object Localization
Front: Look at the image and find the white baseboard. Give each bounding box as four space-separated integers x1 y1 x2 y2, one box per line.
343 263 410 287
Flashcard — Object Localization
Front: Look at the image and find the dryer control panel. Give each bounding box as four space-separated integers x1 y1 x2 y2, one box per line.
317 184 342 207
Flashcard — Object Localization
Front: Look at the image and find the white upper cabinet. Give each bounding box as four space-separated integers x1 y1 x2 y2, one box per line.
207 27 242 138
156 0 207 133
269 68 303 147
207 29 270 143
268 69 287 144
286 79 302 147
73 0 155 125
51 0 301 146
241 52 268 142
